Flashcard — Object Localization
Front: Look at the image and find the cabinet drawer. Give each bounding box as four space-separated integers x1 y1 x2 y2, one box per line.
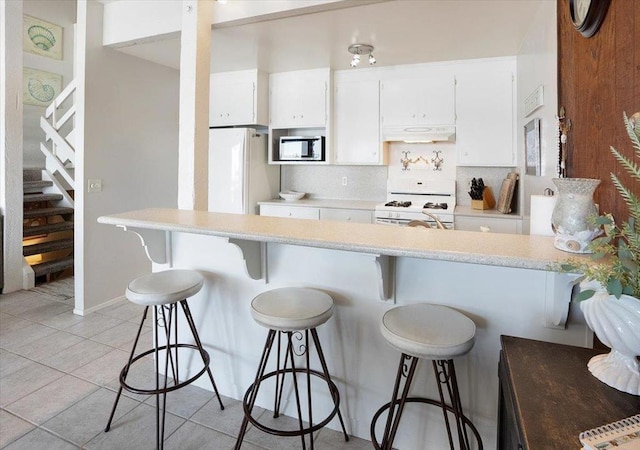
455 216 521 234
320 208 372 224
260 205 320 220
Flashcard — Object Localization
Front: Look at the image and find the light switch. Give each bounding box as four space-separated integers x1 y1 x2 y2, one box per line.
88 179 102 192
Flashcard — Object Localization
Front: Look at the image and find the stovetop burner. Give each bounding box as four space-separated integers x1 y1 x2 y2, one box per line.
423 202 448 210
385 200 412 208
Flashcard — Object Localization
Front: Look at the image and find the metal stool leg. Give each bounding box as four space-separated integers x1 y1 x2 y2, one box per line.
286 332 308 450
381 354 419 450
180 301 225 410
433 360 472 450
235 330 277 450
105 306 150 432
310 329 349 442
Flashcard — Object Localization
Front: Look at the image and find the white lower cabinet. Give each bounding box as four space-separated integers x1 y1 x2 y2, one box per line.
260 205 320 220
320 208 372 224
455 216 522 234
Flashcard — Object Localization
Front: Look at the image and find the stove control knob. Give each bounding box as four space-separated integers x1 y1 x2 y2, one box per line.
394 212 400 219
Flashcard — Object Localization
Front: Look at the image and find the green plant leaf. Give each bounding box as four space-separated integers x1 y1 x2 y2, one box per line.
594 216 614 225
623 285 635 295
607 278 623 298
576 289 596 301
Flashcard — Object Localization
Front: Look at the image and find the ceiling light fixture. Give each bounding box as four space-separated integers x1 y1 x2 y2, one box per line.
348 44 375 68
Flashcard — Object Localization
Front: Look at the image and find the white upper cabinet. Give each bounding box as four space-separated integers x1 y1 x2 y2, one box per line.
270 68 330 129
380 75 455 127
333 79 385 165
209 69 268 127
456 71 515 166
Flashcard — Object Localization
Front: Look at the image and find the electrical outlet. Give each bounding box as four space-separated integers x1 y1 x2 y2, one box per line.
341 177 348 186
88 179 102 193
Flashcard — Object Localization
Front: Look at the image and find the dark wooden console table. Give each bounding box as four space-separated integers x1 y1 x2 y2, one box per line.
498 335 640 449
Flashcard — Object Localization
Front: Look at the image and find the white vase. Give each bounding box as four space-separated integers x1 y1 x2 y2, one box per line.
551 178 602 253
580 291 640 395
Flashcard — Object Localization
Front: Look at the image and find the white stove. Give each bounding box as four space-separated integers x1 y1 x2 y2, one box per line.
374 178 456 228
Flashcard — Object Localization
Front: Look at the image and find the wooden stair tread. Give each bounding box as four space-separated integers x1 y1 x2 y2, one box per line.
23 221 74 237
24 238 74 256
32 256 74 278
24 193 63 203
23 207 74 219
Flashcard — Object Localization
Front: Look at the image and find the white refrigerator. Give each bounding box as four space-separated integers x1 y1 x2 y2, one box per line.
208 128 280 214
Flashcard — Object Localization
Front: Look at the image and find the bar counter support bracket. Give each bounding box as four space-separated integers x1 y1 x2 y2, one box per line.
544 272 581 329
228 238 263 280
119 226 169 264
375 255 395 302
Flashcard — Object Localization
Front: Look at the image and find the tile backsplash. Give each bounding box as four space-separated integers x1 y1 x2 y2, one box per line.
281 157 519 210
281 165 388 201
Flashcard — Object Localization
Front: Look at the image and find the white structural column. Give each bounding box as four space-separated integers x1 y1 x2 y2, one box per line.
0 0 25 292
177 0 212 210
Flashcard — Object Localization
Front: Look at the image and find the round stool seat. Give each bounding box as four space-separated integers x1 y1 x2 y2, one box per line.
381 304 476 360
125 269 204 306
251 287 334 331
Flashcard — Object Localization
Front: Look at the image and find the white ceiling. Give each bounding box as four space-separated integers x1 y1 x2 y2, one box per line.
114 0 548 73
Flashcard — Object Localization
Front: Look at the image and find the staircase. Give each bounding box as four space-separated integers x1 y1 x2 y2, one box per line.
23 169 74 283
23 78 77 286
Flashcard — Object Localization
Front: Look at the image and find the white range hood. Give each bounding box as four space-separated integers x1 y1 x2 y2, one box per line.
382 125 456 143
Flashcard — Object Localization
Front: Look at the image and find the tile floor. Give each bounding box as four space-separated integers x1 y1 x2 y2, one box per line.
0 278 371 449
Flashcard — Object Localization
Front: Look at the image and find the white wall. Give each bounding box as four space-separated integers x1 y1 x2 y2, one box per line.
75 0 180 313
1 0 24 293
23 0 76 169
517 1 558 230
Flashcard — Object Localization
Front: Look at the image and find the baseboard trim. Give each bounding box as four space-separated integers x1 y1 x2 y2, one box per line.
73 295 126 316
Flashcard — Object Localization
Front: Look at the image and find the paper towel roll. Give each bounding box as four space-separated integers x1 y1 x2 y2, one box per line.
530 195 557 236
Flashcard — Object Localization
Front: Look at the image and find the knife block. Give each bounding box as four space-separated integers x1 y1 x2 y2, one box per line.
471 187 496 210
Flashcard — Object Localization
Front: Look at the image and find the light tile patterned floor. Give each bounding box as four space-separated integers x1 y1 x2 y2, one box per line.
0 278 372 449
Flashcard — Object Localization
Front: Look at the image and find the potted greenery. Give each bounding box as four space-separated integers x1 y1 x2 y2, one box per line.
561 111 639 396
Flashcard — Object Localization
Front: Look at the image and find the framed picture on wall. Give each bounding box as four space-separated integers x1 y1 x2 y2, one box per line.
525 118 541 176
23 15 63 60
23 68 62 107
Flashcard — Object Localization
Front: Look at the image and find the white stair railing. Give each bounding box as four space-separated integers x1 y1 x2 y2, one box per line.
40 79 76 195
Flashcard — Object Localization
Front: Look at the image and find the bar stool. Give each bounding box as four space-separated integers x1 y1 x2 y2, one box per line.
105 269 224 449
235 287 349 450
370 303 483 450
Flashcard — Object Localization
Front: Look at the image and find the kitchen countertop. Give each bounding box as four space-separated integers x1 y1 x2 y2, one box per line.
98 208 590 271
258 198 380 210
455 205 523 219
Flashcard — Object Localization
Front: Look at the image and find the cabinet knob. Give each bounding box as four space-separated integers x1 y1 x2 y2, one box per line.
347 217 351 221
412 114 416 118
288 212 292 216
300 115 304 118
226 113 229 117
422 113 426 118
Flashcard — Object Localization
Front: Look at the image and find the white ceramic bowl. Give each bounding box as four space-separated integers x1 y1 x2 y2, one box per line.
279 191 305 201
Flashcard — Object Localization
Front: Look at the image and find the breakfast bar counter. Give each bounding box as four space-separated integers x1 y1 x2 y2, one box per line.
98 207 587 270
99 207 593 449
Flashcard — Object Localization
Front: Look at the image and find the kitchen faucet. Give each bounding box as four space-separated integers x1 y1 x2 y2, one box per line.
407 212 448 230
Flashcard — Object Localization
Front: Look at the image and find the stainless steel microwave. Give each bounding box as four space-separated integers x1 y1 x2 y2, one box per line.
279 136 325 161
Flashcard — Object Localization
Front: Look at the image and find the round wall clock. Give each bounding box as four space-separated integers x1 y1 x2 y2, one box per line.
569 0 611 38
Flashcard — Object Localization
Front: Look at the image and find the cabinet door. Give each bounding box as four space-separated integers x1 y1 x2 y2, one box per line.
210 80 255 126
296 75 327 128
419 75 455 125
334 79 382 164
270 70 328 128
260 204 320 220
456 71 515 166
320 208 372 223
270 74 299 128
380 79 417 126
